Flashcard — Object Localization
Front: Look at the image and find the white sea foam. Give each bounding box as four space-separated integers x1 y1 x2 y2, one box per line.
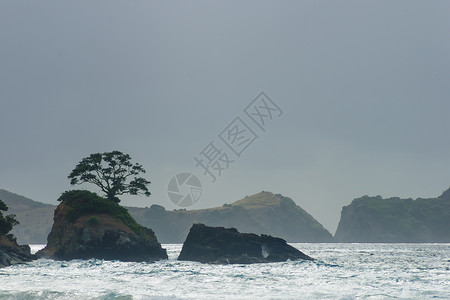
1 243 449 299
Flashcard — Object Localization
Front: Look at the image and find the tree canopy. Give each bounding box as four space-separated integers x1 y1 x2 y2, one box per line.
68 151 151 203
0 199 19 235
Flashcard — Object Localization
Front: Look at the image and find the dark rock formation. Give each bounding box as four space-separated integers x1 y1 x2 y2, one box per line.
36 191 167 262
335 187 450 242
0 234 35 268
178 224 313 264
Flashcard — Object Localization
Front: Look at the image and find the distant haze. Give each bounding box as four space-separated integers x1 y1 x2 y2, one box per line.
1 1 449 233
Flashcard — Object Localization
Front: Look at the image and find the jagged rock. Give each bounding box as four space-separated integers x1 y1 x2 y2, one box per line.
0 234 35 268
36 191 167 262
178 224 313 264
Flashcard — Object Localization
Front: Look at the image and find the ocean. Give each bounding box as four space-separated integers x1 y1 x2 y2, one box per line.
0 243 449 299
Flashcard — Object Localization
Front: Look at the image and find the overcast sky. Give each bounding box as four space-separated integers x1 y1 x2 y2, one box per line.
1 1 449 233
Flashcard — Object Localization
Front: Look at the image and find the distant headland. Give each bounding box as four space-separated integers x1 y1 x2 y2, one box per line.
1 186 449 245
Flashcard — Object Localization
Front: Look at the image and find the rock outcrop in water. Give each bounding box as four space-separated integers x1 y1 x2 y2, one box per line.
0 234 35 268
0 195 35 268
36 190 167 262
178 224 313 264
335 187 450 242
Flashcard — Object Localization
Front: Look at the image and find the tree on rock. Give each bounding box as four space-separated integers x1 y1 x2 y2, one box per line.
0 199 19 235
68 151 151 203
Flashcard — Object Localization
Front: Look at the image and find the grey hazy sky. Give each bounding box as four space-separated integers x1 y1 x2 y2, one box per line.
1 1 449 233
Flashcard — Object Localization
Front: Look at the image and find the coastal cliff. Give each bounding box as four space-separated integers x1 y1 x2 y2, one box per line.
335 188 450 242
36 190 167 261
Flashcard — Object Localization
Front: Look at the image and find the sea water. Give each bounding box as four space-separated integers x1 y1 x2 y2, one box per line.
0 243 449 299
